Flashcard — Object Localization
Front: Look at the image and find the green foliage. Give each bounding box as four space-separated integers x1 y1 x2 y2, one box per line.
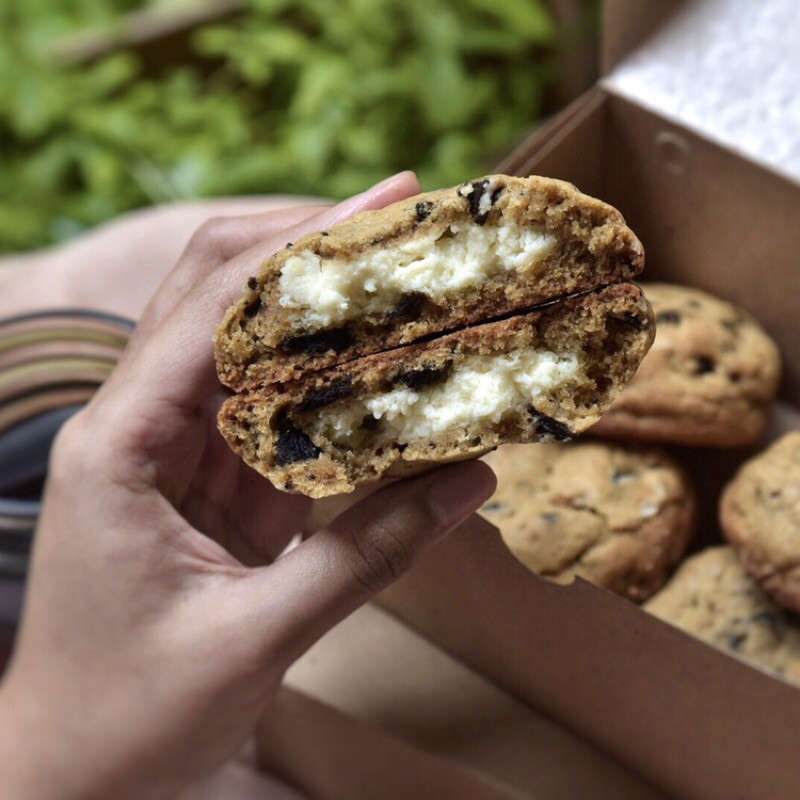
0 0 558 253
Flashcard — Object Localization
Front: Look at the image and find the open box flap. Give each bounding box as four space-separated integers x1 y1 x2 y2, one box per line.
601 0 800 186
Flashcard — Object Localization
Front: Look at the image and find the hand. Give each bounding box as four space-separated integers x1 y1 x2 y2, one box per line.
0 173 496 800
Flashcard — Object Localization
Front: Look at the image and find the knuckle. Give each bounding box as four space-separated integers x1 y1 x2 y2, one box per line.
48 412 97 482
187 216 229 258
347 518 416 593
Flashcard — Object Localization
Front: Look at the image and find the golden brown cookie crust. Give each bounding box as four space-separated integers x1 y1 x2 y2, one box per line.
591 283 781 447
482 441 694 602
216 174 644 389
720 432 800 613
218 284 654 497
646 546 800 684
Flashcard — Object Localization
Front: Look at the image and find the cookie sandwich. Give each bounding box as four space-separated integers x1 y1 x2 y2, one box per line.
216 175 654 497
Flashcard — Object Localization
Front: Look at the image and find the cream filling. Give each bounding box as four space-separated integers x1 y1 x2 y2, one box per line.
277 223 556 331
308 350 580 446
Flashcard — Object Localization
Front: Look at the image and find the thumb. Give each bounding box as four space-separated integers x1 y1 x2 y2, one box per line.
236 461 496 668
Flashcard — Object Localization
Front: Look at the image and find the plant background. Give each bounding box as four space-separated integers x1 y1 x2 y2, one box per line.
0 0 597 254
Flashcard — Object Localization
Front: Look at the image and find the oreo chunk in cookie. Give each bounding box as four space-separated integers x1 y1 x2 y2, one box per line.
218 285 654 498
591 283 781 447
215 174 644 388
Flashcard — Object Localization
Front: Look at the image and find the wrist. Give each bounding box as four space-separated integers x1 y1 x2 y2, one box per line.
0 677 186 800
0 682 67 800
0 678 112 800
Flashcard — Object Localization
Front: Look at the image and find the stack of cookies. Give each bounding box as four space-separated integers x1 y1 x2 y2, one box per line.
481 282 781 598
482 280 800 684
647 432 800 684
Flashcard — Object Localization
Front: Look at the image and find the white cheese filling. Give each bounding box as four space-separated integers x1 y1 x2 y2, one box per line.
277 223 556 330
308 350 581 446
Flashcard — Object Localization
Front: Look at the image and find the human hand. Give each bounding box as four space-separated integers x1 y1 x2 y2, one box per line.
0 173 496 800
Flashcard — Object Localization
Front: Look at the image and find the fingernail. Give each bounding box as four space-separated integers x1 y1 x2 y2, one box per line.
427 462 497 527
327 172 419 222
364 171 418 196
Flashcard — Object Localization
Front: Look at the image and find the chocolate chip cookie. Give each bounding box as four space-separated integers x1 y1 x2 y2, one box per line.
591 283 781 447
219 284 653 497
720 432 800 614
216 174 644 389
481 440 694 602
646 546 800 684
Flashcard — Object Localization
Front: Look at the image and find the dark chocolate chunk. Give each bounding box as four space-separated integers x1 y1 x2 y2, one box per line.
284 479 295 491
656 310 682 324
723 632 748 651
280 326 355 355
693 355 715 375
751 611 781 635
394 362 452 391
482 501 504 513
468 183 504 225
388 291 428 320
247 276 258 290
361 414 380 431
243 297 262 318
529 408 572 441
415 201 434 222
721 312 747 333
593 374 612 394
275 419 321 466
297 378 354 412
610 312 645 332
285 242 293 249
463 179 493 224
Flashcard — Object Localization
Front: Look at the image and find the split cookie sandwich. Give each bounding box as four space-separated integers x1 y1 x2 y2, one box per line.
216 175 652 497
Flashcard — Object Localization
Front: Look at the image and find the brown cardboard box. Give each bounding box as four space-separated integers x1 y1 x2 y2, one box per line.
287 603 664 799
378 2 800 798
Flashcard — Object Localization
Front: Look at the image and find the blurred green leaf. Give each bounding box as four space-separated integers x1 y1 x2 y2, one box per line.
463 0 555 42
0 0 576 253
